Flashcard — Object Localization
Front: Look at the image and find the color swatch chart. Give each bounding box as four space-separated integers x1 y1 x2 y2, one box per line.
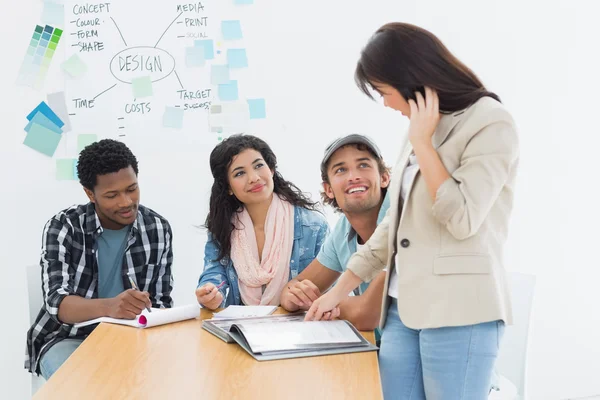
17 25 62 90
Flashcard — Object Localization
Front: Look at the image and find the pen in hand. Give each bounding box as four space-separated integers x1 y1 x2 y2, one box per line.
128 274 152 313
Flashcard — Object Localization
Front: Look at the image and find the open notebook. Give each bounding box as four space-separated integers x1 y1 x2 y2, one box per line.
202 313 378 360
74 304 200 329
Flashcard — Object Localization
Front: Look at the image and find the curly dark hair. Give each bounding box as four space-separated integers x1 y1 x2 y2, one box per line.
320 143 390 212
77 139 139 190
205 134 318 261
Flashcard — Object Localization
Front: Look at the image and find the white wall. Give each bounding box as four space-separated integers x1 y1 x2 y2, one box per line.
1 1 599 399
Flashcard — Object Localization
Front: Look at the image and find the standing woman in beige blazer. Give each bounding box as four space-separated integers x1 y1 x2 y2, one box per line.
306 22 519 399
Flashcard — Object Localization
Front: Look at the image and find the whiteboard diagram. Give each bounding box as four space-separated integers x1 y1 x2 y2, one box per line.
61 0 261 149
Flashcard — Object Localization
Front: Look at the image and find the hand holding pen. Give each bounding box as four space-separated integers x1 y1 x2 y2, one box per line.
195 281 225 311
127 274 152 313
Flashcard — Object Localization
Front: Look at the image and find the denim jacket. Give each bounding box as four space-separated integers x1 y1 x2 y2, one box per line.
198 206 329 307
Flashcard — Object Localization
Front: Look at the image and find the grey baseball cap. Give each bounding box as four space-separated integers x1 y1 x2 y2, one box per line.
321 134 383 173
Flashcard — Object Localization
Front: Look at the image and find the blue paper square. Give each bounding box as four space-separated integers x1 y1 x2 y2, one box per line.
163 107 184 129
227 49 248 68
27 101 64 128
218 80 239 101
194 39 214 60
211 65 230 85
234 0 254 4
222 20 243 40
186 46 206 67
23 123 62 157
25 111 63 134
247 98 266 119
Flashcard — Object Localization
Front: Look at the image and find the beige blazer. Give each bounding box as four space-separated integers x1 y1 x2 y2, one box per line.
347 96 519 330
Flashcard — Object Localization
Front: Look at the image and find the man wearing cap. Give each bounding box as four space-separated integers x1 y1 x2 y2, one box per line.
280 134 390 332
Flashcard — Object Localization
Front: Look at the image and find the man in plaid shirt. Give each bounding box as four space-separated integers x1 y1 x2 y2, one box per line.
25 139 174 379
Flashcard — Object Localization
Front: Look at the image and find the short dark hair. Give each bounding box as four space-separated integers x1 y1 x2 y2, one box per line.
320 143 390 212
355 22 500 112
77 139 139 190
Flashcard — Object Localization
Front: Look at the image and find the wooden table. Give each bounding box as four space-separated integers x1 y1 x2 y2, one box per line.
33 308 382 400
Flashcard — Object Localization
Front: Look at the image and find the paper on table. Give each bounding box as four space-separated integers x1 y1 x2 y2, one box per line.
74 303 200 329
213 305 277 319
239 320 363 353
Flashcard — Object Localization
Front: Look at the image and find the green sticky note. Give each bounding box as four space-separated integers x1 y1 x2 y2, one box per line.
77 134 97 152
131 76 153 98
56 159 76 180
23 123 62 157
61 54 87 78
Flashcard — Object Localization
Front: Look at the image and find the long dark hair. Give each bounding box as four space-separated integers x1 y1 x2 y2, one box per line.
355 22 500 112
205 134 318 261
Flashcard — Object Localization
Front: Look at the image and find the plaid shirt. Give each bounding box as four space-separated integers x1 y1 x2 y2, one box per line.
25 203 173 374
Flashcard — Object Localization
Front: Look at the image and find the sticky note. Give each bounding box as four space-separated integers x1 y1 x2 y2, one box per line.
247 99 266 119
218 80 239 101
222 20 243 40
27 101 64 128
221 103 249 113
41 2 65 27
194 40 214 60
23 123 62 157
185 46 205 67
77 134 98 152
211 65 230 85
61 54 87 78
56 159 76 180
211 105 222 114
46 92 71 132
131 76 153 98
163 107 184 129
234 0 254 4
227 49 248 68
25 112 62 134
211 126 223 133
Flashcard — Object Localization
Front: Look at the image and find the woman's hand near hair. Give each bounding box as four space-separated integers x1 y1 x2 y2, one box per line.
408 87 451 201
408 86 441 147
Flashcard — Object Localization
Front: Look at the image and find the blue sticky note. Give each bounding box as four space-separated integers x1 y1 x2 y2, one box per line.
25 111 63 134
247 99 266 119
222 20 243 40
56 159 77 180
23 123 62 157
234 0 254 4
26 101 64 128
218 80 239 101
194 40 214 60
41 2 65 27
163 107 184 129
211 65 230 85
227 49 248 68
186 46 205 67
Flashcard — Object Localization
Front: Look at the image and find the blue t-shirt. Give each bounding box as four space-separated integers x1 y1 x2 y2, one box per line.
97 226 129 298
317 193 391 294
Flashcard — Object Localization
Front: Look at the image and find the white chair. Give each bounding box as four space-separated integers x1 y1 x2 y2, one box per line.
490 271 537 400
26 263 46 396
